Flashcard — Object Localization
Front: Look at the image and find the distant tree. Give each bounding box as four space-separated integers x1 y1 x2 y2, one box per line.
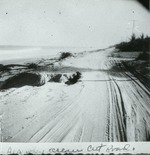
140 33 144 40
116 34 150 52
130 34 136 42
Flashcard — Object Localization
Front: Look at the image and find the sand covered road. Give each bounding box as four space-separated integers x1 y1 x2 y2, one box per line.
107 58 150 141
0 48 150 142
0 72 109 142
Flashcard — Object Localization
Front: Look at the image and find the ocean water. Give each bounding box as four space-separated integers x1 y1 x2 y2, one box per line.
0 46 98 65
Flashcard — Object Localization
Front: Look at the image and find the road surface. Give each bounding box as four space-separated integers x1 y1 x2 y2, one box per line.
0 49 150 142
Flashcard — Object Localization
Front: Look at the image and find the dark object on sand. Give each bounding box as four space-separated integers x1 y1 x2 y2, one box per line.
1 72 43 90
59 52 72 60
65 72 81 85
49 74 62 83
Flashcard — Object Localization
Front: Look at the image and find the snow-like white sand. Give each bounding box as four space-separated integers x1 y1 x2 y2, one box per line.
0 48 150 142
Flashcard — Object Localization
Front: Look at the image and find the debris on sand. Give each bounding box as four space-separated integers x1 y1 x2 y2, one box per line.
0 72 43 90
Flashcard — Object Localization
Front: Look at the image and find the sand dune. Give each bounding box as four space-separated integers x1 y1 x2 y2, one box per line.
0 48 150 142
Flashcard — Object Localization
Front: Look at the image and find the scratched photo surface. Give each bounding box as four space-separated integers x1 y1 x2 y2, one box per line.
0 0 150 142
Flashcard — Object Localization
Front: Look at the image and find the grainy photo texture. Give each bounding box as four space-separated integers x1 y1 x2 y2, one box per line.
0 0 150 144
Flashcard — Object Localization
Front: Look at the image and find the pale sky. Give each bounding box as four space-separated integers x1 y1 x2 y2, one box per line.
0 0 150 48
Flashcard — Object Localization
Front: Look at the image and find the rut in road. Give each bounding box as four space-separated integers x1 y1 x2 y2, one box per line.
1 49 150 142
107 57 150 141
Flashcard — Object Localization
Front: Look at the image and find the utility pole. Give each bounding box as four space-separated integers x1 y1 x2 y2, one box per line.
131 19 136 36
130 11 136 36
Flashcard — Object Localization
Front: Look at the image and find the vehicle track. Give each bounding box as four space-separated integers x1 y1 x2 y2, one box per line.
1 50 150 142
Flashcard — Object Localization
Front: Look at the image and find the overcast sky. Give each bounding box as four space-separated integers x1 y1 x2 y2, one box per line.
0 0 150 48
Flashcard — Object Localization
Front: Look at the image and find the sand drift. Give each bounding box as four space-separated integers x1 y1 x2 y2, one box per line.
0 48 150 142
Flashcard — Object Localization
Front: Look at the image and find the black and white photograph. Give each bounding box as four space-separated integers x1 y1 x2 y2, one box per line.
0 0 150 148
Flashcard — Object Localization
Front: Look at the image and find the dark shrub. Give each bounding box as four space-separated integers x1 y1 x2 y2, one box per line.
116 34 150 52
1 72 43 90
49 74 62 83
26 63 39 69
65 72 81 85
59 52 72 60
0 64 11 72
136 52 150 61
0 64 3 69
